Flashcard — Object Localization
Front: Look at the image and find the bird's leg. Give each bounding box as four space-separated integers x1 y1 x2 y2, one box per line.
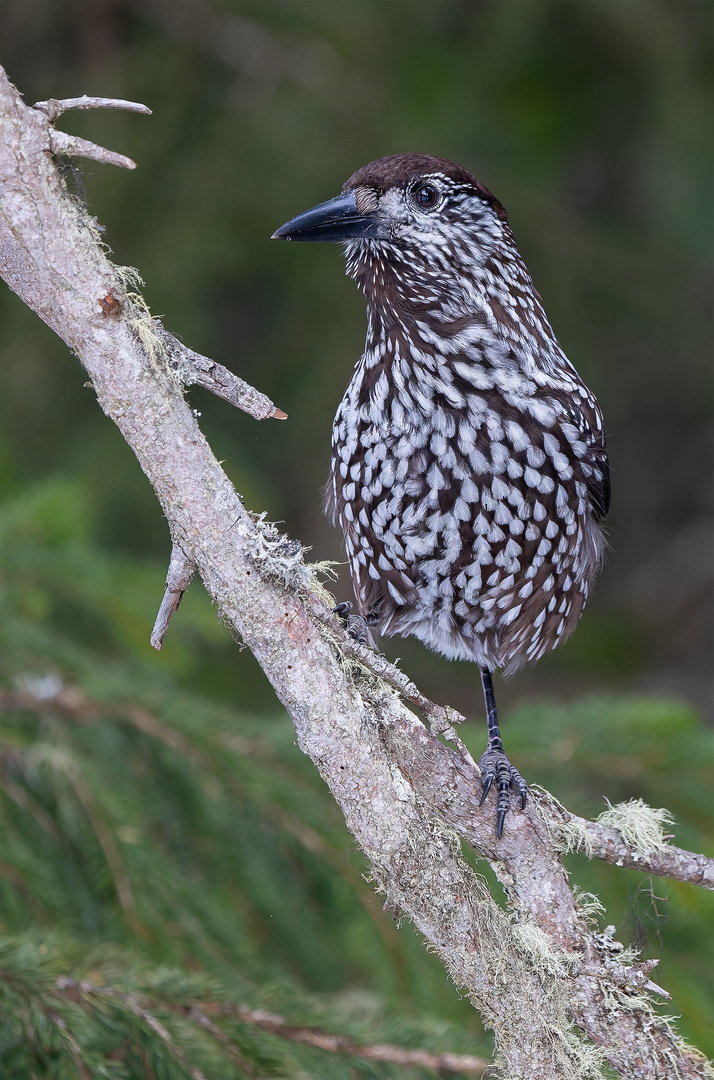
478 668 528 838
333 601 371 645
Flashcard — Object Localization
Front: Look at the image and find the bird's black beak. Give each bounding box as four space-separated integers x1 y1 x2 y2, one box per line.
271 191 386 242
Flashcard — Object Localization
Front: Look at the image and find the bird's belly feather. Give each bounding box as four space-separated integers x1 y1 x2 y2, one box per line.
329 387 605 674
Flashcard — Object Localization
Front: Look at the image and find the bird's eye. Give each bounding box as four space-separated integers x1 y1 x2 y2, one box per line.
410 182 440 210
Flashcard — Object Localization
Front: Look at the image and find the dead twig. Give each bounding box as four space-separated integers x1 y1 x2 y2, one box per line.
154 324 287 420
33 95 153 121
32 95 152 171
150 545 196 650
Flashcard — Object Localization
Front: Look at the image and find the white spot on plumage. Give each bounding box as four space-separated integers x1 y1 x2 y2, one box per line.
491 476 510 500
527 445 546 468
505 420 529 452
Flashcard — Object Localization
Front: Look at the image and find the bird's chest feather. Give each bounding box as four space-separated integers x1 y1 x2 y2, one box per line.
330 349 586 544
327 341 606 662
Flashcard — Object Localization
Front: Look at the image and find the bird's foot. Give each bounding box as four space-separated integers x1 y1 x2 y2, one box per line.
478 746 528 839
333 602 370 645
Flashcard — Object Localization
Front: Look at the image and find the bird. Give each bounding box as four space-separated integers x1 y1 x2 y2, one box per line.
273 153 610 837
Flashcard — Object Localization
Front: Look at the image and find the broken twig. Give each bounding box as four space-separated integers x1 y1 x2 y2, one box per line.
33 95 152 122
154 325 287 420
150 546 196 650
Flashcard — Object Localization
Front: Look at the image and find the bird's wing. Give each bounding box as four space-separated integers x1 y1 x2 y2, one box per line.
574 399 610 521
549 387 610 521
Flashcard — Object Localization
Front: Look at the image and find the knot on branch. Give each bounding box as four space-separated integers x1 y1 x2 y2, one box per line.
99 292 123 317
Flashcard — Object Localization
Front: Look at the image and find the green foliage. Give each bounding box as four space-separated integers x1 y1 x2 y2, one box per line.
1 481 489 1077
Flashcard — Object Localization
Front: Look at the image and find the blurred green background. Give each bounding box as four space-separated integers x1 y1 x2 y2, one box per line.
1 2 712 1076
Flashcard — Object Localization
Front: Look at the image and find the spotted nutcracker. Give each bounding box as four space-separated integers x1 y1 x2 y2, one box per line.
273 154 610 836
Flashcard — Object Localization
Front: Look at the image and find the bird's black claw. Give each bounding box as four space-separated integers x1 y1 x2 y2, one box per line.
333 601 353 622
478 746 528 837
333 602 370 645
496 807 507 840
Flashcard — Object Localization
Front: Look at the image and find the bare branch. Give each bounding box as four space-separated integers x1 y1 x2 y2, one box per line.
48 128 138 170
155 325 288 419
150 545 196 650
33 95 152 121
32 93 152 171
2 65 711 1078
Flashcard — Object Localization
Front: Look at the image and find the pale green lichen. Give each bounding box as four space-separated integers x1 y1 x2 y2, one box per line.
572 887 605 925
456 894 607 1079
115 265 167 369
598 977 714 1079
241 514 385 685
597 798 675 858
305 559 340 609
512 920 574 979
246 513 311 589
534 790 676 863
246 515 343 609
115 264 144 295
531 787 596 857
552 815 596 858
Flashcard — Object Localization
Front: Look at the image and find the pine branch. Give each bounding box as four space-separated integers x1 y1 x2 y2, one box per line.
52 978 489 1076
1 66 711 1079
207 1003 490 1074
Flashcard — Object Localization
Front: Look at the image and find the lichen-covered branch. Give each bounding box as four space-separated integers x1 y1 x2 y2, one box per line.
548 799 714 890
0 66 711 1079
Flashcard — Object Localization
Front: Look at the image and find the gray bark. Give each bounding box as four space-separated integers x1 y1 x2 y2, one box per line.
1 67 711 1080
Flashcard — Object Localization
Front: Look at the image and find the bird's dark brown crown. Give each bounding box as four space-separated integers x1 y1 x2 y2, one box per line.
342 153 509 223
